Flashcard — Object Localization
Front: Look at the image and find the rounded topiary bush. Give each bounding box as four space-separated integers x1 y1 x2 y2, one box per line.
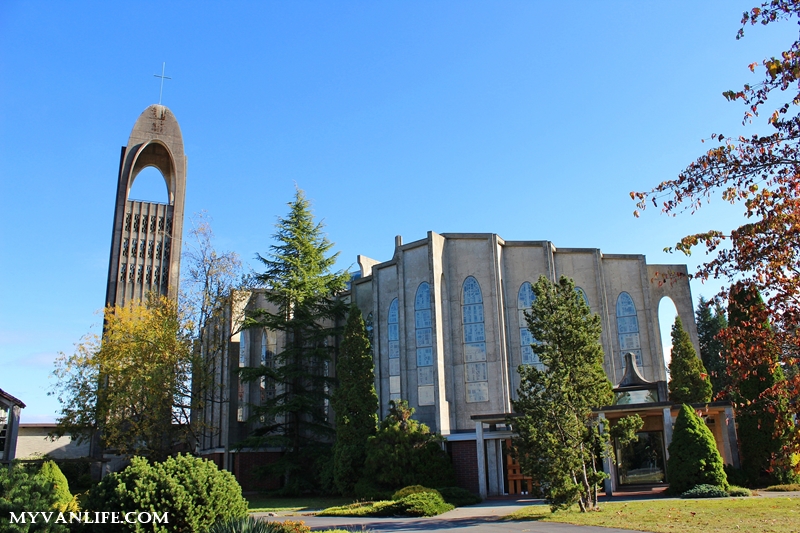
391 485 440 500
397 492 454 517
680 484 729 499
86 454 248 532
436 486 481 507
666 405 728 495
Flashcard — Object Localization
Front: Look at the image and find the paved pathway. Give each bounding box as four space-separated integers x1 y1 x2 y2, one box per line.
251 492 800 533
252 498 652 533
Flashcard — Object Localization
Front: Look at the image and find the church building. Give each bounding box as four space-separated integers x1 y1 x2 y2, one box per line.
197 230 739 495
102 104 737 496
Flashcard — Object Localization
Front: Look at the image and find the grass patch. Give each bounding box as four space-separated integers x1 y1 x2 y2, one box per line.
506 498 800 533
319 493 454 518
319 500 401 517
246 496 352 513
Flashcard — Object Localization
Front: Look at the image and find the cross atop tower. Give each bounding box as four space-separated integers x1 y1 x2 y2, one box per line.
153 62 171 105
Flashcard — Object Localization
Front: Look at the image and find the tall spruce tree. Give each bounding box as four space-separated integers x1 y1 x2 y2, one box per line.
668 316 712 404
331 305 379 495
511 276 621 512
695 297 728 398
242 189 349 493
727 282 794 485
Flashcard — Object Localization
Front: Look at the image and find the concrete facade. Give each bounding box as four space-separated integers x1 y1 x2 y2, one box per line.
202 231 698 494
350 232 697 433
15 424 91 460
105 104 186 307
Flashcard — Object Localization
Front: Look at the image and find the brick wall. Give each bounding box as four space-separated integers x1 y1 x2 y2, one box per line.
232 451 283 491
449 440 480 495
201 452 224 470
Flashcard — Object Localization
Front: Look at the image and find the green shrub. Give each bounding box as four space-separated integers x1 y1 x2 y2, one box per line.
727 486 752 497
680 484 729 499
391 485 439 500
397 492 454 517
723 464 750 488
56 459 93 493
206 516 311 533
363 401 456 493
319 493 453 517
39 460 77 512
1 463 70 532
763 483 800 491
86 454 248 532
317 500 401 517
206 517 310 533
353 478 393 501
666 405 728 495
436 486 481 507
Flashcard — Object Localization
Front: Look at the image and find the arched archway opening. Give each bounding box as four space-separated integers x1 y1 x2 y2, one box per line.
658 296 679 379
128 166 168 204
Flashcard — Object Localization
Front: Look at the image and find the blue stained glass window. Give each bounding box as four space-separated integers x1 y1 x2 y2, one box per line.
518 282 542 369
518 282 534 309
463 276 488 402
575 287 589 306
415 284 433 372
616 292 637 317
616 292 643 368
415 283 430 310
463 277 483 305
388 297 401 397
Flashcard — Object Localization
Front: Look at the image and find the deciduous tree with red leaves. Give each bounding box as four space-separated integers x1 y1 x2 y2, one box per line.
633 1 800 475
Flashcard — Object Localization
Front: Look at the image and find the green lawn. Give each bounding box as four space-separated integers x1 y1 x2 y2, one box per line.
506 497 800 533
246 495 353 514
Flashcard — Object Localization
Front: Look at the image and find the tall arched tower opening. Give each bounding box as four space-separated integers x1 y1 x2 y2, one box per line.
105 104 186 307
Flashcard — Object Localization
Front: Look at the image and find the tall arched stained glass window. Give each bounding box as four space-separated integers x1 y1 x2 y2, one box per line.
415 284 435 405
237 330 249 422
517 282 543 369
387 298 401 403
260 330 277 404
616 292 643 368
463 276 488 402
575 286 589 306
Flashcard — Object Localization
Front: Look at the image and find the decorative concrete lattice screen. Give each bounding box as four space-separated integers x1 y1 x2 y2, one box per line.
463 277 488 402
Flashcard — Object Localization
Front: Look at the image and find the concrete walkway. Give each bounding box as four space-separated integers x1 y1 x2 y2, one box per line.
251 491 800 532
251 497 652 533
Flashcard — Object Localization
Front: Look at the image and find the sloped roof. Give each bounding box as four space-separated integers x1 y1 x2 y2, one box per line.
0 388 26 408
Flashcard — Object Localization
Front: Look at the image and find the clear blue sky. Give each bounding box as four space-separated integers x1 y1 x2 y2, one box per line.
1 1 794 422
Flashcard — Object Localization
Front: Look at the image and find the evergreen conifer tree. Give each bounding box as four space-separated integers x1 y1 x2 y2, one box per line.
666 404 728 494
511 276 619 512
695 297 728 397
361 400 455 495
727 283 794 485
668 316 712 404
242 189 349 493
331 305 379 495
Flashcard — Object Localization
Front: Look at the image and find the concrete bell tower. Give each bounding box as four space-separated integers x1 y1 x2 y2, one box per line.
104 104 186 307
